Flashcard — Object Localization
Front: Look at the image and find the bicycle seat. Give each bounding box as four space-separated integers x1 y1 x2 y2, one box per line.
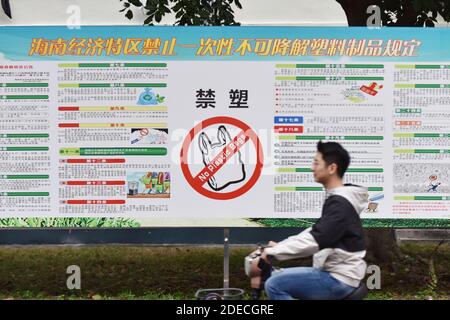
343 282 368 300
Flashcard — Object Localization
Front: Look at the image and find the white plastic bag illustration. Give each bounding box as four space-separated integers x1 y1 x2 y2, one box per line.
198 125 246 191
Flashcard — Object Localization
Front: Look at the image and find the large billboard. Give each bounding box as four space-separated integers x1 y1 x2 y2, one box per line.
0 26 449 228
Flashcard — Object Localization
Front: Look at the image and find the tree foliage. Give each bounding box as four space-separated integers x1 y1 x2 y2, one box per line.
336 0 450 26
120 0 242 26
120 0 450 27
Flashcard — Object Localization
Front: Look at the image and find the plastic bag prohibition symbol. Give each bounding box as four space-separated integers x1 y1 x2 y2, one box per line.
180 116 263 200
198 125 246 191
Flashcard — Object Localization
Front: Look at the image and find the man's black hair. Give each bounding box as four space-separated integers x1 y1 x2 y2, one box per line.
317 141 350 178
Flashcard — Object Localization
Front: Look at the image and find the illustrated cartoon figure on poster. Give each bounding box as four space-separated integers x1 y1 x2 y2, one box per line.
427 175 441 192
137 88 165 105
198 125 246 191
163 172 170 193
365 193 384 213
154 172 164 193
140 172 154 194
127 181 139 196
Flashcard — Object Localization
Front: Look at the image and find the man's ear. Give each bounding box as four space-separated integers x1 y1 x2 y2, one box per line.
328 163 338 175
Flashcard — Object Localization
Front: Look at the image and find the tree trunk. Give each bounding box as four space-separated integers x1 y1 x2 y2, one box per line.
364 228 401 264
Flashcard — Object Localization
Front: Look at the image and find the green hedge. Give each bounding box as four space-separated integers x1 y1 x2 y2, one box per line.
0 218 140 228
253 218 450 228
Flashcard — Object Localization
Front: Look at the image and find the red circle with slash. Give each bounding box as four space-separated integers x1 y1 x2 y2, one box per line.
180 116 263 200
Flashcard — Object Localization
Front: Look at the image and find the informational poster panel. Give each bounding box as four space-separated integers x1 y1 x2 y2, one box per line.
0 26 449 228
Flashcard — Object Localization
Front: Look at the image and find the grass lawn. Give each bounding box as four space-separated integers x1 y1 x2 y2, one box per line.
0 243 449 300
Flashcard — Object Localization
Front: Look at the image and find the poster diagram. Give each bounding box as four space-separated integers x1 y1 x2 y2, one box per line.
127 172 170 198
180 117 263 200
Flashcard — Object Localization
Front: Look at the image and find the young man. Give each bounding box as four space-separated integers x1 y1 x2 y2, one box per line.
262 141 368 300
